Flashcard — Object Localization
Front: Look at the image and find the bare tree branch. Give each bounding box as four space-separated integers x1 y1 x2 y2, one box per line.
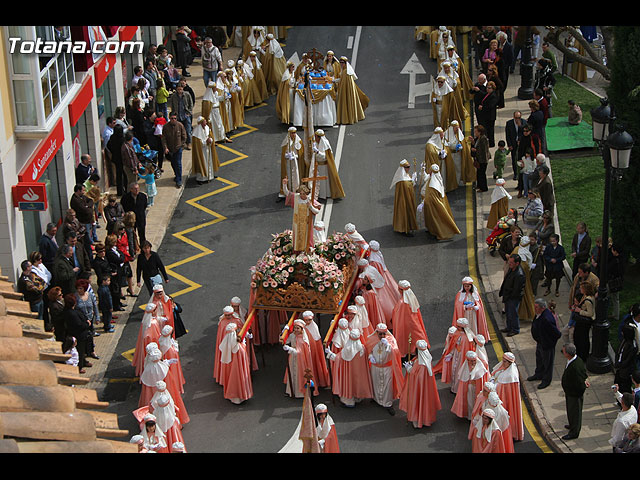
543 26 611 81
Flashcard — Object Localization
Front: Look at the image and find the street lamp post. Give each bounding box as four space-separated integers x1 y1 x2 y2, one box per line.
587 98 634 374
517 26 535 100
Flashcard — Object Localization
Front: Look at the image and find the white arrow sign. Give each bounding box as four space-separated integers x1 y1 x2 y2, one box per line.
401 53 432 109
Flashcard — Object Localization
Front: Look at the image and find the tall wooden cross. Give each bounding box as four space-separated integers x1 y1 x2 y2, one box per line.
307 48 324 72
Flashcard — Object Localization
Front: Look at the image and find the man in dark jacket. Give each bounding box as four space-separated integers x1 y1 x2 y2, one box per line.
120 182 148 245
39 223 59 272
528 298 562 389
69 183 94 257
533 165 555 213
571 222 592 277
505 110 527 181
561 343 590 440
499 253 526 336
52 244 78 295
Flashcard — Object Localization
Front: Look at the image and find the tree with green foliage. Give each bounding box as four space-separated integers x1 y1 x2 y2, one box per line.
606 27 640 262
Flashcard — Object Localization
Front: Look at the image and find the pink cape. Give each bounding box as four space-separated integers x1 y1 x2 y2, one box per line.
359 286 388 328
470 424 507 453
451 374 486 419
132 318 162 377
321 424 340 453
369 260 402 322
306 329 331 388
213 316 243 385
391 301 430 356
330 350 373 401
399 363 442 427
162 343 185 394
219 342 253 402
496 381 524 441
452 291 490 341
283 334 318 397
364 333 405 399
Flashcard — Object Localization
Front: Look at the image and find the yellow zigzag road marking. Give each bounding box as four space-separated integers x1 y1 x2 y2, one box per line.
118 118 262 367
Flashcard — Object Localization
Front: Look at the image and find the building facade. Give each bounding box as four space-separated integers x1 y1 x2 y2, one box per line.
0 25 166 283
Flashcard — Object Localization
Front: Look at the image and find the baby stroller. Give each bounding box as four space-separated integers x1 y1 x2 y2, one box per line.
486 210 518 256
135 144 161 179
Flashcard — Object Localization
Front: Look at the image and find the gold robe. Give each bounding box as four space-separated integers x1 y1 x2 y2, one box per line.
393 180 418 234
486 196 509 229
422 183 460 241
336 69 369 125
424 141 457 192
276 73 295 124
288 190 320 252
263 47 287 96
192 125 219 182
280 135 303 196
311 141 346 200
445 127 475 184
511 246 536 321
228 78 245 130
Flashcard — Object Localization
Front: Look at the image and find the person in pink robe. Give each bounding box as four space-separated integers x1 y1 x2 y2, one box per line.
214 306 243 385
473 334 490 374
448 318 475 393
451 350 488 420
218 322 253 404
357 267 389 328
150 381 186 451
399 339 441 428
470 408 507 453
392 280 430 357
467 381 497 439
133 303 163 377
231 296 258 371
139 413 169 453
139 343 169 408
283 319 318 398
367 240 402 323
151 284 176 335
159 325 185 394
487 391 515 453
490 352 524 441
432 326 458 383
315 403 340 453
354 295 374 337
452 276 490 341
301 311 331 388
365 323 405 414
330 317 350 354
326 328 373 407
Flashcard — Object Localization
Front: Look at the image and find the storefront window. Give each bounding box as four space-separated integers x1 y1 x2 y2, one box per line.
13 79 37 126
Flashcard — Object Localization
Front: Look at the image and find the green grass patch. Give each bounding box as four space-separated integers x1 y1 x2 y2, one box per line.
548 74 640 350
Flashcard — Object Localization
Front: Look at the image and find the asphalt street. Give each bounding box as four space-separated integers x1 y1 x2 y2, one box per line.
103 26 544 453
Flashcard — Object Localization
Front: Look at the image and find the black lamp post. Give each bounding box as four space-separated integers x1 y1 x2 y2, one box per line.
587 98 634 374
517 26 535 100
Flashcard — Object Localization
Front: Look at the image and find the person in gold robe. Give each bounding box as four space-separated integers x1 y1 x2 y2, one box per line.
309 129 346 200
444 120 475 185
415 26 434 43
431 75 464 131
225 65 244 131
243 27 266 62
202 80 230 144
323 50 341 79
510 236 536 321
390 159 418 237
216 71 233 136
486 178 511 229
192 116 219 184
335 56 369 125
439 61 469 124
278 127 303 201
436 28 456 71
276 62 297 125
424 127 457 192
263 33 287 96
420 163 460 241
247 51 268 102
282 179 321 253
446 46 474 103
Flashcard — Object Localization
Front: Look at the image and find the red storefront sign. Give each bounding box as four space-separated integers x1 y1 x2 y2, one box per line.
17 117 65 183
94 52 116 89
118 26 138 42
12 183 48 211
68 75 94 127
